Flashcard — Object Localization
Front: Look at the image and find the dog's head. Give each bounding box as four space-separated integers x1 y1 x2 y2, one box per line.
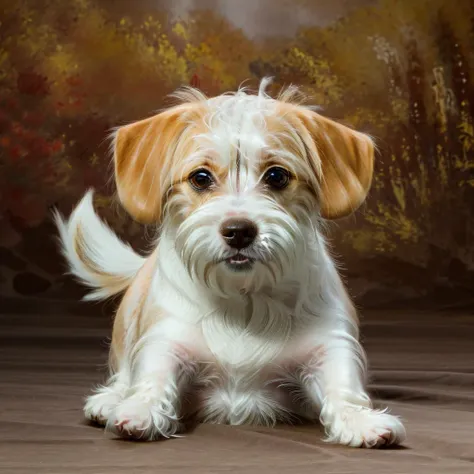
111 79 374 296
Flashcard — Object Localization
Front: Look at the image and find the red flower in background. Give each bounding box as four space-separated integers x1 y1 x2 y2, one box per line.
66 75 83 88
50 139 63 153
11 122 25 137
0 111 8 132
17 135 50 160
8 145 22 160
190 74 201 88
4 98 18 111
17 71 50 97
23 111 44 127
6 189 47 227
35 137 52 158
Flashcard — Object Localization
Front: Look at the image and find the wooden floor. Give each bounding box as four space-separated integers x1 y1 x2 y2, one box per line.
1 301 474 473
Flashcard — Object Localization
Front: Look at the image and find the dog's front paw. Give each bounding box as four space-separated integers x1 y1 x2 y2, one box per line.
321 403 406 448
84 390 123 426
108 396 182 441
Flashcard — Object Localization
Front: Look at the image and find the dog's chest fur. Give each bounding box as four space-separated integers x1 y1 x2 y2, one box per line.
184 337 321 425
173 299 322 426
153 246 323 425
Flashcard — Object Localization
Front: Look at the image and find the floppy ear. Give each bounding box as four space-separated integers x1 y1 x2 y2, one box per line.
287 107 375 220
112 103 204 224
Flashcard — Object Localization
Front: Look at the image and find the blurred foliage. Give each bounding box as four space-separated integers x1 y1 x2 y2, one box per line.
0 0 473 284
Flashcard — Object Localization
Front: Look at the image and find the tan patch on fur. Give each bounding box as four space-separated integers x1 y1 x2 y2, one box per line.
74 224 132 296
73 225 105 276
113 102 208 224
270 103 375 220
109 249 160 370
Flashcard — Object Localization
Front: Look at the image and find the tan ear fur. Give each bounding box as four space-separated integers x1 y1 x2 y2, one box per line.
281 105 375 220
113 103 205 223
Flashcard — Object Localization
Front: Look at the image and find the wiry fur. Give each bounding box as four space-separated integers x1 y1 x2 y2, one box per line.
56 79 406 448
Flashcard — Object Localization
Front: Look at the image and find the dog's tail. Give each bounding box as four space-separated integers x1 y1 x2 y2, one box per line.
54 190 146 301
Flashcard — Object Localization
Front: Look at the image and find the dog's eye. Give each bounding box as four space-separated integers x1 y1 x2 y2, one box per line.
189 169 214 191
263 167 291 190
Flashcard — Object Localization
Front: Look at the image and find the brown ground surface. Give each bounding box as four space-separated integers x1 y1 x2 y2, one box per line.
0 299 473 473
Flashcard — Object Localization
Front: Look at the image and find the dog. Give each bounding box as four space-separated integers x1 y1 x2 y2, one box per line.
55 78 406 448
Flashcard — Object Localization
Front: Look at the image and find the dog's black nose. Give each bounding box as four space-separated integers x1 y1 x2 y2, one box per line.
220 219 258 249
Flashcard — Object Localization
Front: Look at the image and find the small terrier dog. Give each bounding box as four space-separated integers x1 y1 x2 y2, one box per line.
56 79 406 448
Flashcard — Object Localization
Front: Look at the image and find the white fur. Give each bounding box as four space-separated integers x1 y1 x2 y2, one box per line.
56 80 406 448
54 191 145 301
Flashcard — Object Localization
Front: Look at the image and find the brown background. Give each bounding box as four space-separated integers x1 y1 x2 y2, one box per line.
0 0 473 307
1 3 474 472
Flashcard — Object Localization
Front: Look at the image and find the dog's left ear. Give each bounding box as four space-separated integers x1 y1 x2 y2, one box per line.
284 106 375 220
112 103 204 224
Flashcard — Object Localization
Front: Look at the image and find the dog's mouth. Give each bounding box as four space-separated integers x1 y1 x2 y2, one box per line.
224 253 255 272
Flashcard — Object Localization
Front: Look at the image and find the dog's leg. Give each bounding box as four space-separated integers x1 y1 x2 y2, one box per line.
297 248 407 448
303 323 406 448
107 323 197 441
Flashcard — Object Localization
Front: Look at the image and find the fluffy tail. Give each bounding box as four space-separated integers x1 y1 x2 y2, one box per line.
54 190 146 301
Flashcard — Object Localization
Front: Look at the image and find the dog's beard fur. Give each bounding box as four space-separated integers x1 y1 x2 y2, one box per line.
54 79 406 448
171 194 308 298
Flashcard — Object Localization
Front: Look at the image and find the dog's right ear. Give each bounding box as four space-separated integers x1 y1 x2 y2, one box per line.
112 103 205 224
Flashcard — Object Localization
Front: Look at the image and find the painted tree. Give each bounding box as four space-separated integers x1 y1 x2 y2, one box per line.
175 9 257 95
